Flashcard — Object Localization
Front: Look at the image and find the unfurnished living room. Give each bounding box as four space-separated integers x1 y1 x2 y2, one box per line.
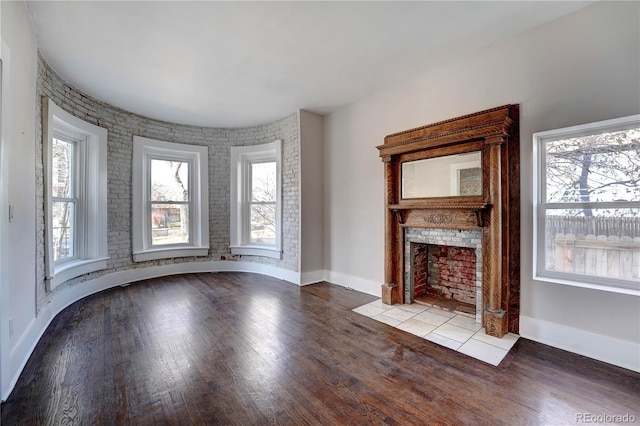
1 1 639 424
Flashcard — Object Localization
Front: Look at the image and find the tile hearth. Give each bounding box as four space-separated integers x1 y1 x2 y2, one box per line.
353 299 519 366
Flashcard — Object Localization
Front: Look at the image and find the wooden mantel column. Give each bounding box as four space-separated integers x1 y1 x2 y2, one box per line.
483 136 508 337
382 156 401 304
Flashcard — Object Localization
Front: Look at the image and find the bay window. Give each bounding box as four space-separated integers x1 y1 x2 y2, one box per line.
230 140 282 259
44 99 108 290
132 136 209 262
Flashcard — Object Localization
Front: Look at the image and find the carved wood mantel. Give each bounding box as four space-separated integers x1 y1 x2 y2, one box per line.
377 105 520 337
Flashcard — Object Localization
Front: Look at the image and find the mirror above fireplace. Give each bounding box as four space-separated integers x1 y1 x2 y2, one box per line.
402 151 482 199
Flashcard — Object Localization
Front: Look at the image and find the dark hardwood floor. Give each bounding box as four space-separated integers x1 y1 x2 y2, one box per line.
2 272 639 425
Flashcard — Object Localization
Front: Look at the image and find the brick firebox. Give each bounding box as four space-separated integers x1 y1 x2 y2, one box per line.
413 244 477 305
405 227 483 322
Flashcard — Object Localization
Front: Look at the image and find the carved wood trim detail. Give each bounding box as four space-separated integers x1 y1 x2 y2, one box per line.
377 105 520 337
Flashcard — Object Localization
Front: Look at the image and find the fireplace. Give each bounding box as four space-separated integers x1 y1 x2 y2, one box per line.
377 105 520 337
406 228 482 322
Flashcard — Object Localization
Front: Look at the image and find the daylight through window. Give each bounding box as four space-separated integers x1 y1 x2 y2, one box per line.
230 140 282 259
51 136 77 262
249 161 277 245
132 136 209 262
150 159 190 246
44 99 108 291
534 115 640 293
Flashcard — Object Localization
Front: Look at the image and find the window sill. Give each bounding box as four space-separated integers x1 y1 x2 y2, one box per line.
48 257 109 291
133 247 209 262
230 245 282 259
534 273 640 297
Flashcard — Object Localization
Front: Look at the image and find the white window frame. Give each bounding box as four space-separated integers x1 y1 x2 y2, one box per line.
230 140 282 259
533 114 640 295
44 99 108 291
132 136 209 262
50 133 80 265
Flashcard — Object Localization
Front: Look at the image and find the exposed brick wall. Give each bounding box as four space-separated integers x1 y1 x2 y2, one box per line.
404 228 482 317
426 245 476 305
35 55 300 312
458 167 481 196
412 244 428 298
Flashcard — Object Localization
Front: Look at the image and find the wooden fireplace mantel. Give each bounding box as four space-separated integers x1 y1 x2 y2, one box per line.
377 105 520 337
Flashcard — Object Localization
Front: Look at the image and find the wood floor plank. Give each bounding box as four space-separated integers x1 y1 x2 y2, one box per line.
2 272 639 425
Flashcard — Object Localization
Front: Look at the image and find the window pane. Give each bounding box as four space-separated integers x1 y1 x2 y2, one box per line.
52 138 74 198
250 203 276 245
151 159 189 202
251 162 276 202
544 127 640 203
52 201 75 261
544 208 640 281
151 203 189 245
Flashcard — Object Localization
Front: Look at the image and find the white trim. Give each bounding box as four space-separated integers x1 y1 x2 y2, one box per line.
532 114 640 294
229 245 281 259
0 37 10 403
520 315 640 373
48 258 108 290
132 136 209 261
1 262 302 401
230 140 282 258
325 270 381 297
43 98 108 290
132 248 209 262
449 159 481 196
300 269 327 286
532 276 640 297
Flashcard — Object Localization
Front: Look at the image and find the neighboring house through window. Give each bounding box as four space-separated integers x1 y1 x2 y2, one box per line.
230 140 282 259
132 136 209 262
44 99 108 290
533 114 640 294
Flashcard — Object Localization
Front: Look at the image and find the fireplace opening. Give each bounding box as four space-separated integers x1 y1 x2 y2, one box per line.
405 228 483 322
411 243 477 316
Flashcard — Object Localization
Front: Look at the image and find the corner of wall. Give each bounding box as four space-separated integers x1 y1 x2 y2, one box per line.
299 109 325 274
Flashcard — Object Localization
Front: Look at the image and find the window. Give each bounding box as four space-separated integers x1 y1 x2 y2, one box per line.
51 136 77 262
44 99 108 290
230 140 282 259
533 115 640 293
132 136 209 262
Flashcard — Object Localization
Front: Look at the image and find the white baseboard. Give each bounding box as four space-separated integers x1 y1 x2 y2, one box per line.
2 261 301 401
300 269 326 285
519 315 640 373
325 270 381 297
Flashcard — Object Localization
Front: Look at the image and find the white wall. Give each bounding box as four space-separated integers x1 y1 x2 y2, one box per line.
324 1 640 371
0 1 38 398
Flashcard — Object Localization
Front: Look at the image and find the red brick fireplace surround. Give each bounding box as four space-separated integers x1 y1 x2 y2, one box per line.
377 105 520 337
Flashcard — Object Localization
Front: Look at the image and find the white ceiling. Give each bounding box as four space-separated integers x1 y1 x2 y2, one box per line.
27 1 592 128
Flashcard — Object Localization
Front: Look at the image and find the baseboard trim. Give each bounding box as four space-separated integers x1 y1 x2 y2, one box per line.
2 261 300 401
300 269 326 285
325 270 381 297
519 315 640 373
